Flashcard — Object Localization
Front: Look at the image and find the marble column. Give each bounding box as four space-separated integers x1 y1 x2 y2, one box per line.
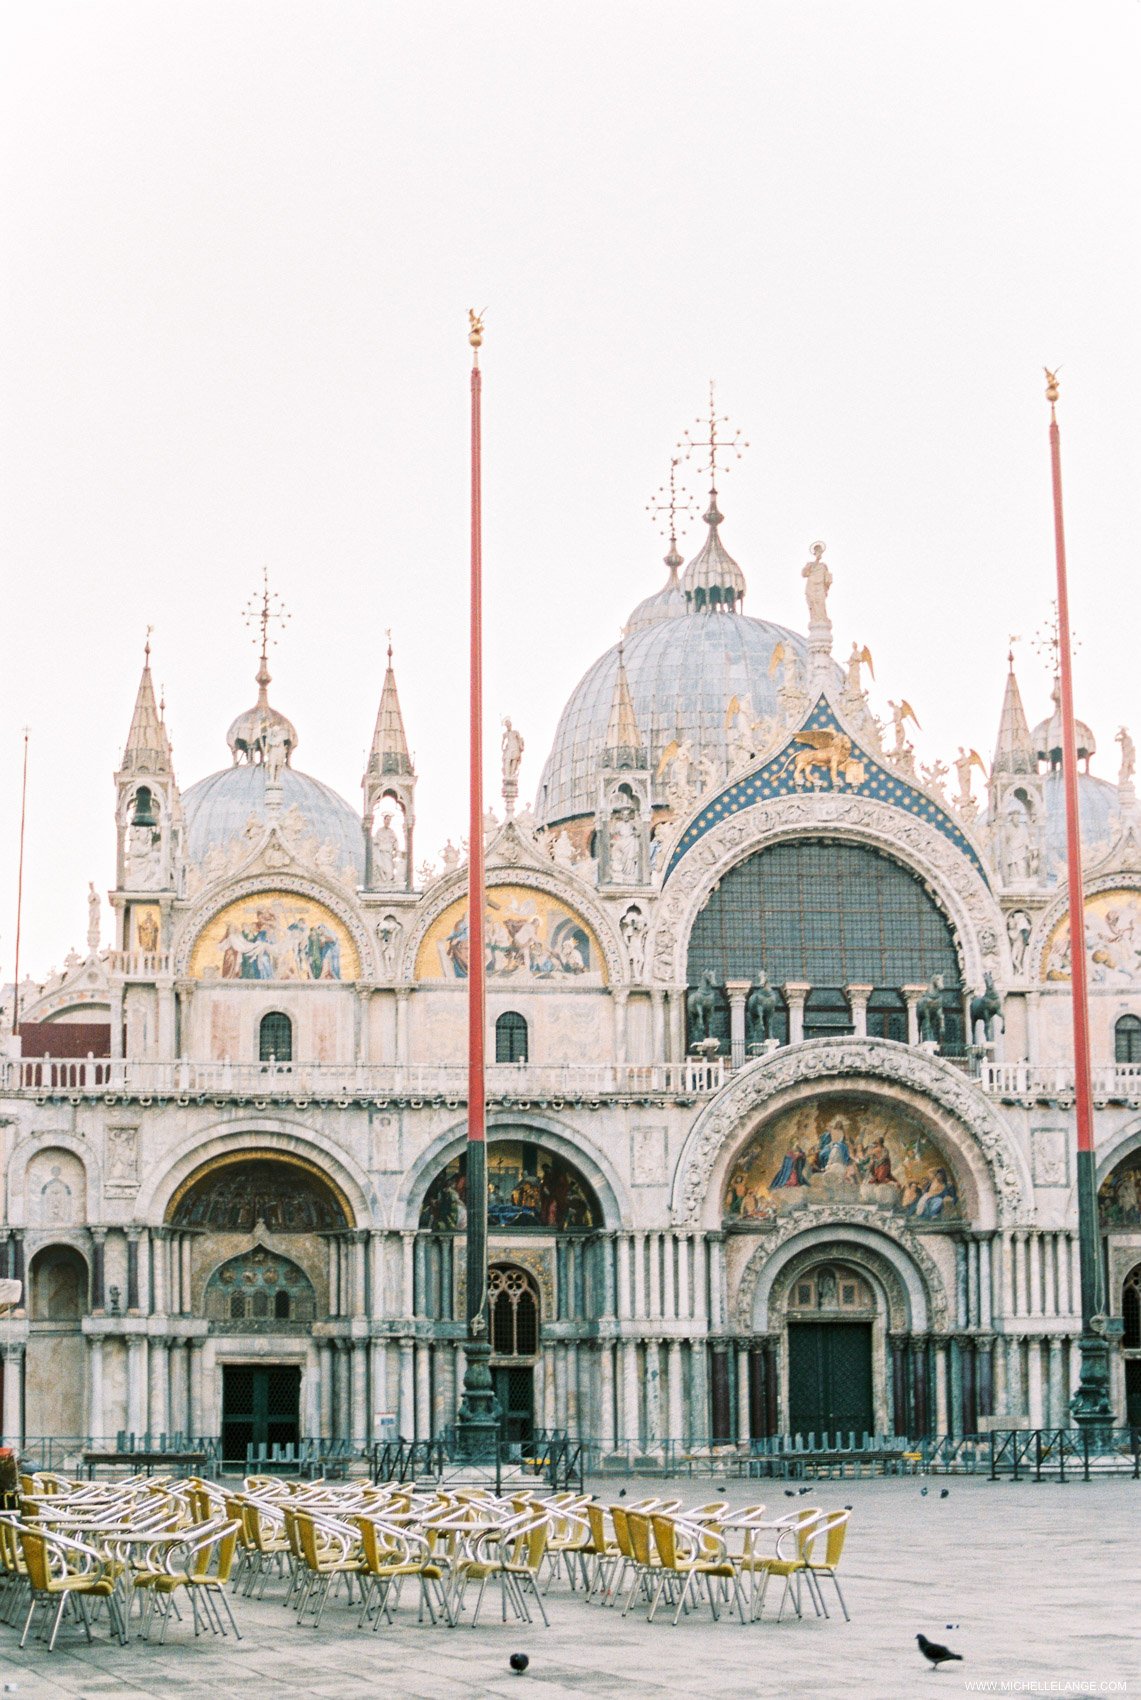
90 1229 107 1313
370 1339 390 1430
1043 1235 1057 1318
411 1341 429 1439
151 1229 168 1316
599 1342 616 1450
622 1340 639 1444
616 1234 632 1321
632 1233 646 1320
612 987 629 1066
394 986 411 1064
725 980 751 1069
148 1338 169 1438
318 1342 334 1439
979 1237 993 1331
707 1235 726 1330
902 985 926 1047
180 1236 192 1316
934 1340 950 1434
369 1232 386 1321
735 1344 751 1444
189 1339 206 1438
993 1333 1008 1418
351 1342 368 1444
127 1336 147 1435
1 1344 24 1447
846 983 873 1039
401 1234 416 1319
87 1337 105 1441
643 1342 662 1444
676 1234 691 1322
690 1339 709 1442
783 982 810 1045
647 1233 661 1320
650 990 665 1064
1028 1234 1042 1318
692 1236 708 1327
1047 1337 1065 1428
1027 1338 1044 1428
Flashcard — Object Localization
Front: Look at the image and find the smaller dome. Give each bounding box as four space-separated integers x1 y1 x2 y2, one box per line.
182 765 365 879
681 490 746 613
227 699 299 767
1031 680 1095 771
1042 770 1121 873
626 551 687 635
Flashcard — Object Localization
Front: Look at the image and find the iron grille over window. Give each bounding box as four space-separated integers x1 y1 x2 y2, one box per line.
867 989 908 1043
489 1264 540 1358
1116 1015 1141 1065
802 988 853 1040
259 1011 293 1064
495 1011 528 1064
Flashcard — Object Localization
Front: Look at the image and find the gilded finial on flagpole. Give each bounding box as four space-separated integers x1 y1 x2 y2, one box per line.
468 307 486 365
1044 366 1061 412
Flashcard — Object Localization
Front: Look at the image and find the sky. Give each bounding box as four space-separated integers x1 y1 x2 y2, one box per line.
1 0 1138 977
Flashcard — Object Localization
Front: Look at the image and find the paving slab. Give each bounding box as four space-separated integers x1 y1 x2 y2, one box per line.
0 1474 1135 1698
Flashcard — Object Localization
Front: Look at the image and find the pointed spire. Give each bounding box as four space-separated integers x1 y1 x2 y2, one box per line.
991 647 1036 776
121 632 172 775
366 634 414 782
604 640 646 768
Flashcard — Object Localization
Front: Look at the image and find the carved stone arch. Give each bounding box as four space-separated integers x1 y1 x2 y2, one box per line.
403 866 626 986
7 1131 99 1227
734 1217 945 1332
1029 873 1141 982
392 1109 630 1231
649 794 1008 991
133 1116 377 1229
669 1036 1033 1229
171 873 377 981
1095 1114 1141 1190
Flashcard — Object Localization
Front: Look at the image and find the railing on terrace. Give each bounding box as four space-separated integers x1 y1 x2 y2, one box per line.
0 1056 724 1099
980 1061 1141 1100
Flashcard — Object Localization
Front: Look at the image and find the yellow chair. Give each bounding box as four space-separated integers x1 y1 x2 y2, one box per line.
293 1512 367 1629
355 1515 447 1629
450 1513 550 1628
619 1511 669 1619
135 1517 242 1642
582 1502 621 1602
648 1515 747 1627
751 1508 828 1621
17 1526 125 1651
801 1510 852 1620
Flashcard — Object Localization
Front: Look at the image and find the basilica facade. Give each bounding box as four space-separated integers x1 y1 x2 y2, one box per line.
3 481 1141 1461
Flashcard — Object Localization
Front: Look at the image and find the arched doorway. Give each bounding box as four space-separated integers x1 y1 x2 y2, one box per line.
167 1153 354 1452
785 1262 876 1438
1122 1263 1141 1428
26 1244 89 1439
489 1264 541 1449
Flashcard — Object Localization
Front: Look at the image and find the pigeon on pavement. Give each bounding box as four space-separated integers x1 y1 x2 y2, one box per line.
509 1652 530 1674
940 1488 950 1498
917 1633 962 1670
920 1486 929 1496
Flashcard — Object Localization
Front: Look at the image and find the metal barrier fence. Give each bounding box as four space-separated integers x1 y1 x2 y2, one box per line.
988 1427 1141 1482
369 1429 585 1494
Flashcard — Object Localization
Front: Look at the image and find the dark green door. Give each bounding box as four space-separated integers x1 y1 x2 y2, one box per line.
1126 1362 1141 1428
787 1323 874 1439
492 1366 534 1450
221 1364 301 1464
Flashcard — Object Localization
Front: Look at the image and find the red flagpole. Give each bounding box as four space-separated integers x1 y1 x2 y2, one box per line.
457 310 496 1450
11 729 29 1036
1045 369 1113 1424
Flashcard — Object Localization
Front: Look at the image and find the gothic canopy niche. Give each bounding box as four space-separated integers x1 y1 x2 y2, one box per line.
167 1153 354 1232
414 884 608 985
419 1139 601 1231
669 1037 1032 1229
651 792 1006 991
186 889 361 983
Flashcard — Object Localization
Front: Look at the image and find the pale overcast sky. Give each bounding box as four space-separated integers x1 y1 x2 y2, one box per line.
1 1 1138 976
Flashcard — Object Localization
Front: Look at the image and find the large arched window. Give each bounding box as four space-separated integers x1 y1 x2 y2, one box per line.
489 1265 540 1358
1115 1015 1141 1066
686 840 964 1053
496 1011 528 1063
259 1011 293 1064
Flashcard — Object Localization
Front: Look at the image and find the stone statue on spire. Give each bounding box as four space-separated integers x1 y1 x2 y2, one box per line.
501 718 524 815
802 542 832 626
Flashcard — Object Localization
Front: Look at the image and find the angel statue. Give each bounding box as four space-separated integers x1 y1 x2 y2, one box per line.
954 747 987 811
887 699 921 759
802 541 832 625
844 642 874 697
657 736 695 807
1117 725 1136 787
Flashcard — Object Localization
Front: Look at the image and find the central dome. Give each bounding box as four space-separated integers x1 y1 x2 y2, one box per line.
536 613 812 826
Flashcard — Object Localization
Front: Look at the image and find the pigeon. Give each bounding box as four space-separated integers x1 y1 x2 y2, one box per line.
618 1488 626 1498
844 1505 853 1512
509 1653 530 1674
917 1633 962 1670
940 1488 950 1499
784 1489 797 1498
798 1486 812 1495
920 1486 928 1496
945 1624 959 1631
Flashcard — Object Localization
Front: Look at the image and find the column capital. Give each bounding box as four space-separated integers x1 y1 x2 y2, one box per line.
844 982 874 1002
782 981 811 1001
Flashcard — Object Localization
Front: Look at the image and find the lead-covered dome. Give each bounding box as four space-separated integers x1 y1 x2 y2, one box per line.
536 497 831 826
182 765 366 879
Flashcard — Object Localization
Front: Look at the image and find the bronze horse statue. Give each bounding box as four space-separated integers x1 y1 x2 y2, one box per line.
970 972 1004 1043
686 971 718 1044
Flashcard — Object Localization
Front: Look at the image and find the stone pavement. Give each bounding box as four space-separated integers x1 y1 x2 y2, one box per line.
0 1474 1134 1699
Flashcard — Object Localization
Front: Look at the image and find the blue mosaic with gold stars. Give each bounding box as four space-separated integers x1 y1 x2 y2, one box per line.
662 697 989 887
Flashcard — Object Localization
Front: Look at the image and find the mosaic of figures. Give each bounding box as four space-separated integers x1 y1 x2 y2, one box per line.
1042 889 1141 986
1099 1154 1141 1229
170 1157 350 1232
420 1140 600 1231
416 886 605 983
723 1096 963 1224
189 891 360 982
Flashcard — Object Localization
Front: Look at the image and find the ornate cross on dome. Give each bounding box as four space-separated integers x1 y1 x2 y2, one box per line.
645 458 697 560
1032 601 1079 675
678 380 749 500
243 569 291 695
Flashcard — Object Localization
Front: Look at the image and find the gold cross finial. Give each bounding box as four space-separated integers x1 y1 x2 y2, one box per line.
645 457 697 551
678 379 749 493
242 569 290 685
1033 602 1078 672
